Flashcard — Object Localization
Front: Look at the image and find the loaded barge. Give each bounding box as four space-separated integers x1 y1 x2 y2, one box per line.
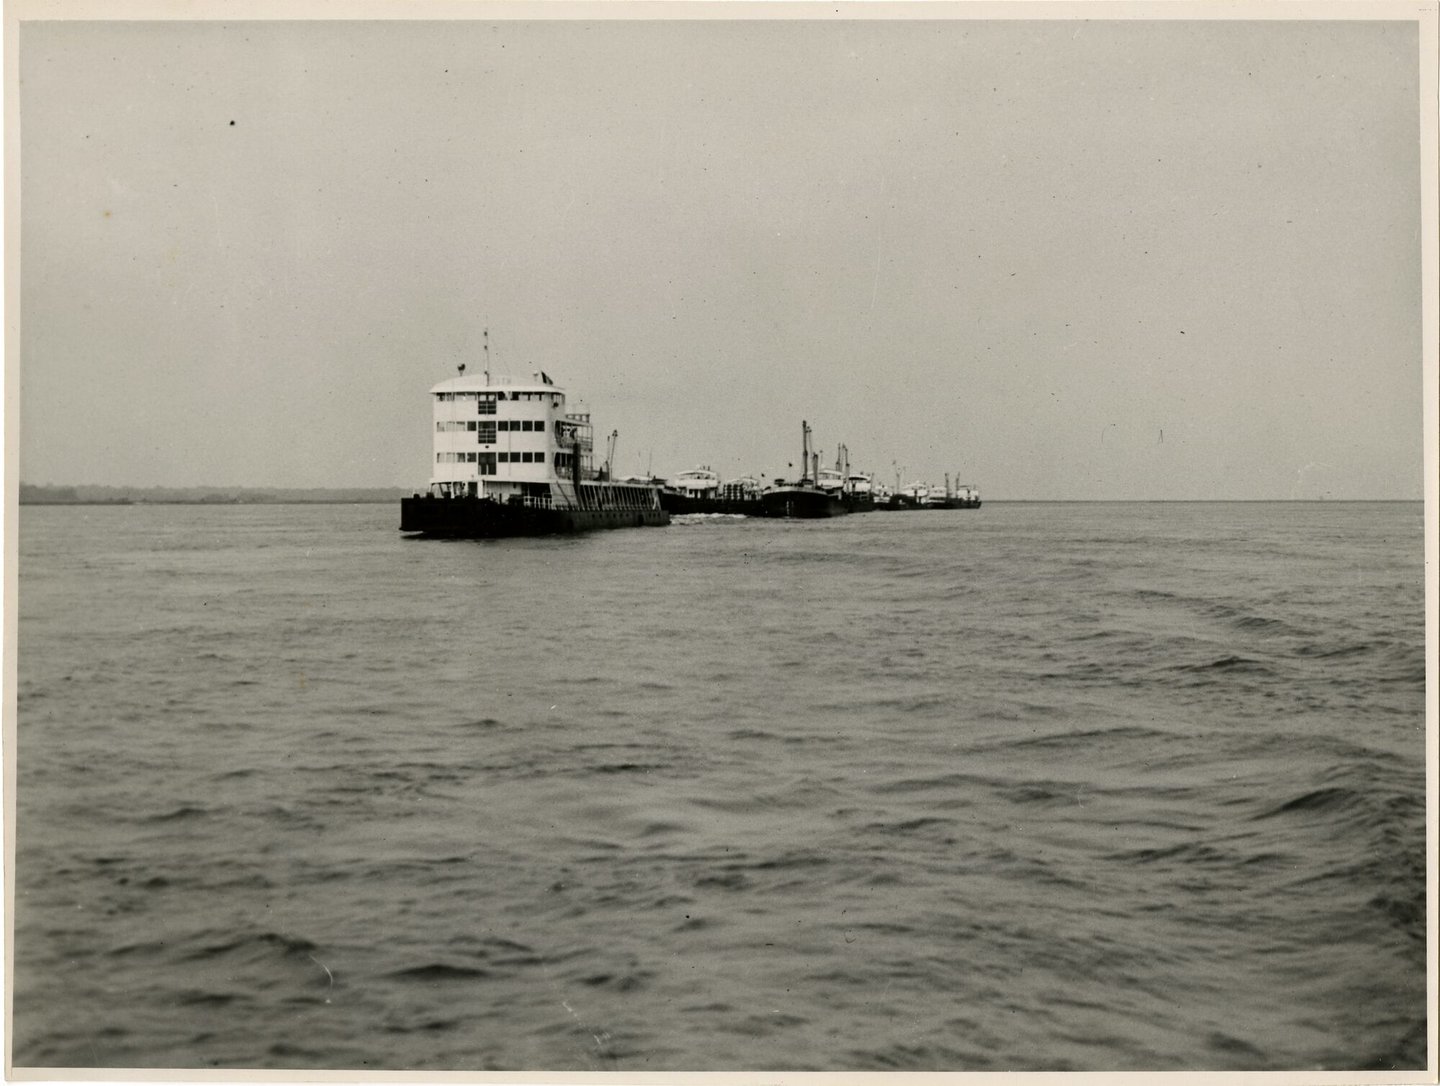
400 371 669 538
660 470 767 515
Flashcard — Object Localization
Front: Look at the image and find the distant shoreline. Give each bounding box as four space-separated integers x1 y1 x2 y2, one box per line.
15 489 1422 506
19 498 402 506
18 485 408 506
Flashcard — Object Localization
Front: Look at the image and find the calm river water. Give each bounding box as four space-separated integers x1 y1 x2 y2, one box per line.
11 501 1428 1072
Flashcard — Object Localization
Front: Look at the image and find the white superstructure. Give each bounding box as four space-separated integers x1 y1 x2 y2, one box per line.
428 372 592 503
667 468 721 498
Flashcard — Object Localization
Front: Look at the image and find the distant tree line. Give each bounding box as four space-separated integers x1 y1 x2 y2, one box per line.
19 484 408 504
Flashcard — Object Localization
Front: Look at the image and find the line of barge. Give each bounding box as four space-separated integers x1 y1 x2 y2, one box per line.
400 371 977 539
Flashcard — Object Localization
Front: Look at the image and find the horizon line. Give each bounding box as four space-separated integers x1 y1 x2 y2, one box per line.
13 484 1426 505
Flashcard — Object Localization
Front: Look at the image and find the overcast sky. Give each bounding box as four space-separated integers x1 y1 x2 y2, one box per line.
17 15 1423 498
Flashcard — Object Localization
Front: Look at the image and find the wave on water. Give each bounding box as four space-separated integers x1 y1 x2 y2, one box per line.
10 501 1427 1071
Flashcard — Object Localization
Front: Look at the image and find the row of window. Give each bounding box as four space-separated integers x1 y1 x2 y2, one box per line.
432 391 561 409
435 391 563 405
440 421 579 447
437 419 555 433
436 451 581 473
484 391 559 403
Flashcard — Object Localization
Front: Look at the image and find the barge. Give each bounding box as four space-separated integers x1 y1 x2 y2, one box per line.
400 370 669 538
661 473 767 515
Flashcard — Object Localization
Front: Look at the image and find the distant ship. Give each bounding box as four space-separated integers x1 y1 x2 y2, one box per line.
665 468 721 503
660 469 767 515
817 444 877 513
400 370 669 538
837 448 877 513
882 474 981 511
760 422 850 519
892 472 984 509
924 475 983 509
897 481 932 509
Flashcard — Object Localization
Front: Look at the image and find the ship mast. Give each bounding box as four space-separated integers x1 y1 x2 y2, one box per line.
605 430 619 481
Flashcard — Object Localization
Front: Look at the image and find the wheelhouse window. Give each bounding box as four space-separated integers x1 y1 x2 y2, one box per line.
477 393 497 416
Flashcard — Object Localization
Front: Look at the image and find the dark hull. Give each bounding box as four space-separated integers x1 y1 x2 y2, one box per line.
759 487 850 519
660 492 765 516
842 493 877 513
401 495 669 538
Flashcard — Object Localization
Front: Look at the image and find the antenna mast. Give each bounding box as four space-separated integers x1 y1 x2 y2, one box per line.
483 327 490 385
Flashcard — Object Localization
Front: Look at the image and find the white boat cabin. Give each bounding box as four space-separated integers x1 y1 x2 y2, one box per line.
667 468 721 497
427 372 660 512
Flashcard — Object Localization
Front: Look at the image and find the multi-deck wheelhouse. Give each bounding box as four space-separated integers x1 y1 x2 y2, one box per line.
427 373 594 507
